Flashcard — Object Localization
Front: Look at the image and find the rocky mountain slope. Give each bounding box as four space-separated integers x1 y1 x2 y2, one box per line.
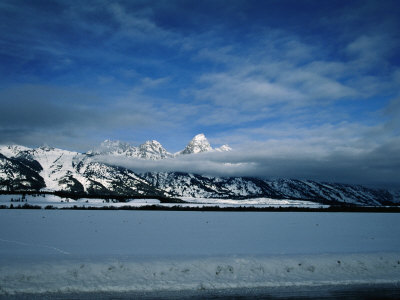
0 153 45 191
141 172 397 206
0 145 167 197
0 135 398 206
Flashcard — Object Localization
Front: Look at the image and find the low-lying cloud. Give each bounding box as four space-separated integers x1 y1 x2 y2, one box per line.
96 139 400 189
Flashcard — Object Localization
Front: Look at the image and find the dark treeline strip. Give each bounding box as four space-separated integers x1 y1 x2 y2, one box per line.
1 204 400 213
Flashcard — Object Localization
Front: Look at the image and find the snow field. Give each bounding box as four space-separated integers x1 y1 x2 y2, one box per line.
1 253 400 295
0 194 327 209
0 210 399 294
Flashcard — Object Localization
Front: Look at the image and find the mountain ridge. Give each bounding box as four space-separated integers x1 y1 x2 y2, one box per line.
0 136 398 206
87 133 231 159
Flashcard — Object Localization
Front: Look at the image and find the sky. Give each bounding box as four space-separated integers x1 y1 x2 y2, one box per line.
0 0 399 187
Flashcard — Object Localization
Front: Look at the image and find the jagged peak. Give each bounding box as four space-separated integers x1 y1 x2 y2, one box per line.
181 133 212 155
139 140 172 159
141 140 162 147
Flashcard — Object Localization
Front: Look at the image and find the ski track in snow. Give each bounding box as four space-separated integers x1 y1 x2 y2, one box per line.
0 238 70 255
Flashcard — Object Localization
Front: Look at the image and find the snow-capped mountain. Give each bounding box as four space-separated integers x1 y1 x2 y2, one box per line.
0 138 398 206
138 140 173 160
0 145 167 197
88 140 139 157
141 172 397 206
88 134 231 159
0 145 31 158
179 133 231 154
88 139 173 160
0 153 45 191
180 133 213 154
0 133 231 196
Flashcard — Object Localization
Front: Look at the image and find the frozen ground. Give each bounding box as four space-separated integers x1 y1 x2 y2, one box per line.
0 193 327 209
0 210 399 296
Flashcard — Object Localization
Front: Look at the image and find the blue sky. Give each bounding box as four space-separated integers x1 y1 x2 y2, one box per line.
1 0 399 187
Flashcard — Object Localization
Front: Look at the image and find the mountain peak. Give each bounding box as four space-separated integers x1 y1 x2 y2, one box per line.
142 140 162 147
88 139 136 156
215 144 232 152
88 134 230 158
0 145 31 158
192 133 207 141
181 133 212 155
139 140 172 159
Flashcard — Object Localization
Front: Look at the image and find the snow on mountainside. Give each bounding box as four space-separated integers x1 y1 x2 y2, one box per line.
0 153 45 191
139 140 173 159
0 145 167 197
0 145 31 158
141 172 396 206
0 136 398 206
88 140 139 157
87 139 173 160
25 146 82 191
179 133 231 154
180 133 212 154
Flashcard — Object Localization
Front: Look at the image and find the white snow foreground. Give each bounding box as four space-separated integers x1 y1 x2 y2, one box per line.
1 253 400 295
1 210 400 295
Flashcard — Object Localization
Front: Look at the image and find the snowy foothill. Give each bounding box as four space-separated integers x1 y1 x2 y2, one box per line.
180 197 327 208
0 209 400 295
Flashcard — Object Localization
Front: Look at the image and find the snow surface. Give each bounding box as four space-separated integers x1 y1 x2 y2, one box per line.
0 210 399 295
0 145 31 158
29 147 81 191
0 194 161 208
0 194 327 209
180 133 213 154
181 197 327 208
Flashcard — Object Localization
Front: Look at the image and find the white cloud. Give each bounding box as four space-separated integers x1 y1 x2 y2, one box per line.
96 134 400 188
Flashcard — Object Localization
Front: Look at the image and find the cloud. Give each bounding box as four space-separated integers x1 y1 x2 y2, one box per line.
97 104 400 189
96 136 400 189
0 84 189 150
0 0 399 183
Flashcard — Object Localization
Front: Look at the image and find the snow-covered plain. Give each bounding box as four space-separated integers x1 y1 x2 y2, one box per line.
0 194 162 209
0 194 327 209
0 210 399 295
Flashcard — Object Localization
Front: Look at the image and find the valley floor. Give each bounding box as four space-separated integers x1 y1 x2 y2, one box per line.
0 193 327 209
0 210 399 297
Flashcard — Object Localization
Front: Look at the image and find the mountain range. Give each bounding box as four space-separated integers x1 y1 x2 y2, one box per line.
87 133 231 159
0 134 398 206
